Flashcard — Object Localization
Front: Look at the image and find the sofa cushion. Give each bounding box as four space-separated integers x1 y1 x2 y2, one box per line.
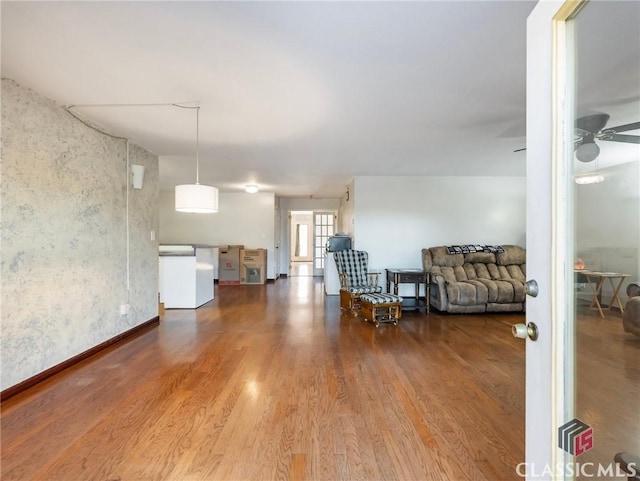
433 266 458 284
464 252 496 264
499 279 526 302
462 263 478 280
473 278 524 303
505 264 526 282
446 280 489 305
496 245 526 266
430 246 464 267
487 302 524 312
472 262 492 279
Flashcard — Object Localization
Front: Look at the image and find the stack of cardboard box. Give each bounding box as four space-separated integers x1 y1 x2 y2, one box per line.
218 246 267 285
218 245 243 285
240 248 267 285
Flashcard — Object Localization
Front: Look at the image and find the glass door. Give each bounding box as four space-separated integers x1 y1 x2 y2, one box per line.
525 1 639 479
312 212 335 277
571 1 639 478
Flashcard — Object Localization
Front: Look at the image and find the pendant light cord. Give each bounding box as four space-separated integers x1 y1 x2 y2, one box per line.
171 104 201 185
196 106 200 185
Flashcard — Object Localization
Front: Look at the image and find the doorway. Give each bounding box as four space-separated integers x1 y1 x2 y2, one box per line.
289 211 313 277
288 210 336 277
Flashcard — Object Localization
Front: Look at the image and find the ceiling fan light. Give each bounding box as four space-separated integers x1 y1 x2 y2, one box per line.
574 174 604 185
175 184 219 213
575 141 600 162
245 184 259 194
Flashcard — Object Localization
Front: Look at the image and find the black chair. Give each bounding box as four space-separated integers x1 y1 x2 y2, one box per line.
623 282 640 337
615 452 640 481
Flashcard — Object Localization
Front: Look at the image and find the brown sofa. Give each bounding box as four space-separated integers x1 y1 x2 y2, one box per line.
422 245 527 313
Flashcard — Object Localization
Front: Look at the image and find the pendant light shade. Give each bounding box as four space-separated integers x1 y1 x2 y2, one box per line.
175 105 219 213
175 184 219 213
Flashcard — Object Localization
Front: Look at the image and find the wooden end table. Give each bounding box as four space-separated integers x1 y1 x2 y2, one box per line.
579 270 630 318
385 268 430 313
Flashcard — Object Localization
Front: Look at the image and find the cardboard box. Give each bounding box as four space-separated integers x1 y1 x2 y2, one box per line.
218 245 243 285
240 248 267 284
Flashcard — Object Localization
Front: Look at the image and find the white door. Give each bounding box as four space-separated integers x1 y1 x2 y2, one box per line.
312 212 336 277
274 205 281 279
525 1 639 479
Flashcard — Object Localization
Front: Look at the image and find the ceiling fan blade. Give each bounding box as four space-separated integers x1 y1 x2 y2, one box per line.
603 134 640 144
603 121 640 133
576 113 610 134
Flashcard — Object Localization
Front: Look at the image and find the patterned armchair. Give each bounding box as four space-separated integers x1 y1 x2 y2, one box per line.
334 249 382 316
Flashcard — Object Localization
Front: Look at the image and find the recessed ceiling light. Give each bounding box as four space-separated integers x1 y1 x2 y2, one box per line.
245 184 259 194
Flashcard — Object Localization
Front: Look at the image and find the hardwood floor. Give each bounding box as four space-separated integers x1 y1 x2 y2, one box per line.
1 277 637 481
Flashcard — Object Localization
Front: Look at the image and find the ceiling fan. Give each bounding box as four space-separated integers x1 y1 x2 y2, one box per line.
514 113 640 160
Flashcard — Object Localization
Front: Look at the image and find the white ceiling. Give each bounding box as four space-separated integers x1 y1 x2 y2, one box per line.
2 1 638 197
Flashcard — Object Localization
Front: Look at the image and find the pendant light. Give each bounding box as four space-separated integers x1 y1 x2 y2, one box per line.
175 106 219 213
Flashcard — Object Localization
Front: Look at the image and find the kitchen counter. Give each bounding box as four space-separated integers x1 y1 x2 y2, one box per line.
159 245 217 308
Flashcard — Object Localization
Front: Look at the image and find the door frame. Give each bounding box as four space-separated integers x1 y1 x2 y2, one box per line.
286 210 337 277
526 1 585 478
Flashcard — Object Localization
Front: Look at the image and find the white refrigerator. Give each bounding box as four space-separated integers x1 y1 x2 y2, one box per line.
324 252 341 296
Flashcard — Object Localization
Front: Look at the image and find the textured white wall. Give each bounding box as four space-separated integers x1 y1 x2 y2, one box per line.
1 79 160 390
159 191 277 278
353 176 526 296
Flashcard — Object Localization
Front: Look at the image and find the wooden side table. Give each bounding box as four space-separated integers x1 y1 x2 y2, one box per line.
579 271 630 318
385 268 430 313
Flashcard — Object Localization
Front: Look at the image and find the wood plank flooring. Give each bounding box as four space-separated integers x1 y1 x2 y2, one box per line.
1 277 637 481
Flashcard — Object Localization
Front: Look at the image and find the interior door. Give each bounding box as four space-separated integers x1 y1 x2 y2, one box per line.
525 1 639 479
312 212 335 277
524 3 569 475
274 205 281 279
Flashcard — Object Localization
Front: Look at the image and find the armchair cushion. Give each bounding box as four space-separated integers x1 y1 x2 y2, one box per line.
334 250 372 287
345 285 383 294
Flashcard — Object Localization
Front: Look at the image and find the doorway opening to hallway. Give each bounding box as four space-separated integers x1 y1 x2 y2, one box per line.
288 210 336 277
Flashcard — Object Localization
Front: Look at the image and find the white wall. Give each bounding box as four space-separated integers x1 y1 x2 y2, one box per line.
278 197 341 275
353 176 526 296
159 191 277 279
1 79 160 390
339 179 355 237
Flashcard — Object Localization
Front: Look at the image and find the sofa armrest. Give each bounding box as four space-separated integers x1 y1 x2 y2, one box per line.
431 274 448 307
